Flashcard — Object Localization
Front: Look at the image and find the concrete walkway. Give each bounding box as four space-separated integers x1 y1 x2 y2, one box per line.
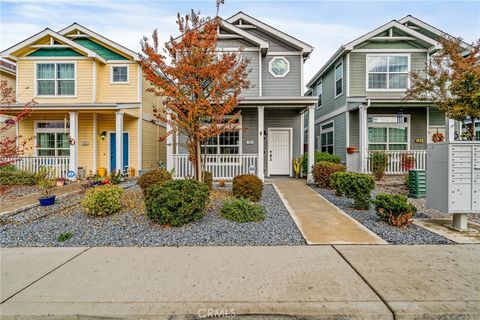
0 184 82 215
1 245 479 319
273 179 386 244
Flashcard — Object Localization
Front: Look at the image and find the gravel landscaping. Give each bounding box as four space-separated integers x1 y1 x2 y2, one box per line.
0 184 305 247
311 186 453 245
0 185 39 202
374 176 480 224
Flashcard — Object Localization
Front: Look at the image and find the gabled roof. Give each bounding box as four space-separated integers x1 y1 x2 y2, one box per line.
58 23 140 60
398 15 473 50
307 18 446 87
226 11 313 56
1 28 107 63
168 18 270 54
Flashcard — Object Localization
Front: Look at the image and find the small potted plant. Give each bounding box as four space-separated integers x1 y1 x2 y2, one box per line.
346 146 357 154
292 157 302 178
36 167 57 206
56 177 66 187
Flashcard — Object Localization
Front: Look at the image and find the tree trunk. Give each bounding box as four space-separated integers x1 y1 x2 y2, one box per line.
194 135 202 181
470 117 476 141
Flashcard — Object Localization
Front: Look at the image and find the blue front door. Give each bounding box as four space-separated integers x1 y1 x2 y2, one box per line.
109 132 129 173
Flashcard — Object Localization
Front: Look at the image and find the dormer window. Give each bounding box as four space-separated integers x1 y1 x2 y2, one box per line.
269 56 290 78
36 62 75 96
111 65 129 83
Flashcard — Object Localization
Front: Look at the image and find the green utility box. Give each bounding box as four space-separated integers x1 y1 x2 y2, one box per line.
408 169 426 198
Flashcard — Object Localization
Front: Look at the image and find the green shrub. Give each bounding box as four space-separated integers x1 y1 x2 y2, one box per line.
0 164 17 172
203 171 213 190
145 179 209 227
373 193 417 228
137 169 172 195
0 169 36 185
331 172 375 210
370 152 389 180
82 185 124 216
232 174 263 202
313 161 346 188
220 197 265 223
302 151 341 174
57 231 73 242
330 172 344 196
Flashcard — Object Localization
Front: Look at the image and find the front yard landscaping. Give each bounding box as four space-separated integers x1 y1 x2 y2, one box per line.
0 183 305 247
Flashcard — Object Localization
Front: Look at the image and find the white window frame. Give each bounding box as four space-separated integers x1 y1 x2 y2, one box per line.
334 62 343 98
316 80 323 110
35 61 77 98
365 54 411 92
319 120 334 154
367 114 411 151
268 56 290 78
34 120 70 156
202 116 243 161
110 65 129 84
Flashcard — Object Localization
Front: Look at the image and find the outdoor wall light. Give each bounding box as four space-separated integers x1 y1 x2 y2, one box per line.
100 131 107 140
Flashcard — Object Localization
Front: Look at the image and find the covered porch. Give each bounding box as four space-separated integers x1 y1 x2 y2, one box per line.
1 106 141 179
167 96 318 181
347 100 451 175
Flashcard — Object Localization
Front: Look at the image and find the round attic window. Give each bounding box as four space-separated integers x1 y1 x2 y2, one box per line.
269 56 290 77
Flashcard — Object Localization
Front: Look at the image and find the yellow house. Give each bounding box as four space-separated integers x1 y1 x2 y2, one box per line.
1 24 166 178
0 60 18 142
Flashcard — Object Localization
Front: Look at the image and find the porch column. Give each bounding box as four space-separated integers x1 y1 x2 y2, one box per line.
115 111 124 173
307 104 315 183
68 112 78 180
359 105 368 173
166 110 174 172
257 106 265 180
300 113 304 178
446 117 455 141
92 113 97 174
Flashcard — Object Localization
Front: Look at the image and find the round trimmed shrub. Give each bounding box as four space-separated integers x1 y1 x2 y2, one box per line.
302 151 342 174
313 161 346 188
373 193 417 228
82 185 124 216
137 169 172 195
220 197 265 223
144 179 209 227
331 172 375 210
232 174 263 202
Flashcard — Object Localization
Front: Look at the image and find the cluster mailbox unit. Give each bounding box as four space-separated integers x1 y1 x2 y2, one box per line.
427 141 480 230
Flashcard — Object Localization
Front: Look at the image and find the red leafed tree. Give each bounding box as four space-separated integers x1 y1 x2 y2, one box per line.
0 80 34 166
140 6 251 181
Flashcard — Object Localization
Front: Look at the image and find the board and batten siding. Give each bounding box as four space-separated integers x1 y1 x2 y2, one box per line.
349 51 427 98
16 59 94 104
262 55 301 96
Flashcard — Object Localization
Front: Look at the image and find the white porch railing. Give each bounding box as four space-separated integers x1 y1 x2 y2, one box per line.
173 154 258 180
1 156 70 178
366 150 427 175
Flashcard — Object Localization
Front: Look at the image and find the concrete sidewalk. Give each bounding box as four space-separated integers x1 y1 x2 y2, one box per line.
273 179 386 244
1 245 479 319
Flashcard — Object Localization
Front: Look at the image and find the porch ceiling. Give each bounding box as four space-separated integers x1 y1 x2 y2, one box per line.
238 96 317 111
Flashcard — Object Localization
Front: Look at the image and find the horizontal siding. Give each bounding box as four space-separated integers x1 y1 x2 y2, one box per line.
97 62 139 103
315 113 347 163
429 107 446 126
142 121 166 170
349 110 359 148
240 51 260 97
262 55 301 96
349 51 428 98
17 59 94 104
142 77 163 118
241 108 258 154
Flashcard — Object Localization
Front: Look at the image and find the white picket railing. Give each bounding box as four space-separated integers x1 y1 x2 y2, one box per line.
173 154 258 180
1 156 70 178
366 150 426 175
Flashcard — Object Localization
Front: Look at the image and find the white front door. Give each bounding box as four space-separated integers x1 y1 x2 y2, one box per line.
268 129 291 175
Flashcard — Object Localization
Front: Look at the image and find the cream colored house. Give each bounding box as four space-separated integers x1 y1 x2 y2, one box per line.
1 24 165 178
0 60 18 142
